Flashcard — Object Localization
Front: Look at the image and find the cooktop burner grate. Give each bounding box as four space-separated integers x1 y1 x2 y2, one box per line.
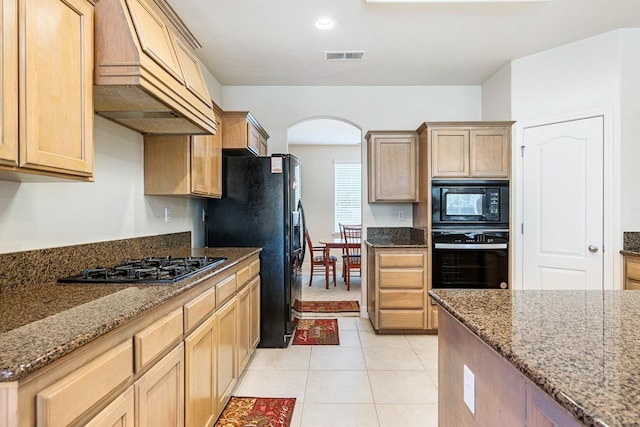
58 256 227 284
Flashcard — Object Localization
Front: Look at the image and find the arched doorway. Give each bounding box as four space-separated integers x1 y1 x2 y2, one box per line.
287 117 363 312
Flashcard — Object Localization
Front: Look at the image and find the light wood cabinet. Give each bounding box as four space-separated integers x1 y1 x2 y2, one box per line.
366 131 419 202
237 275 261 372
135 343 184 427
144 126 222 199
216 299 238 412
36 341 133 427
94 0 216 135
367 246 428 332
221 111 269 155
1 0 93 180
249 275 261 350
422 122 512 179
85 386 135 427
185 314 217 427
623 254 640 290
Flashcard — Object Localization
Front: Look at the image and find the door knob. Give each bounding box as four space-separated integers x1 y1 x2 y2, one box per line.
588 245 599 253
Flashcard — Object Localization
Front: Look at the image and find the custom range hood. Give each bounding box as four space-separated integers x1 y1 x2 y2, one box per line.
94 0 217 135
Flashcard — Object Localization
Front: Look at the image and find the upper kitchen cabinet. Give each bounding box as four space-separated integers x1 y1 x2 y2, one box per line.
366 131 418 202
144 131 222 199
421 122 513 179
0 0 94 181
94 0 217 135
221 111 269 156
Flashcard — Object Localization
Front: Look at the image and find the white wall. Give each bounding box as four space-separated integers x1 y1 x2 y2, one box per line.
620 30 640 232
221 85 482 229
289 144 361 243
0 116 205 253
506 29 640 289
481 63 512 121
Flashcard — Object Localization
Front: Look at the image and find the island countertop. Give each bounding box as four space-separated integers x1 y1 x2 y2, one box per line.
0 247 261 382
429 289 640 426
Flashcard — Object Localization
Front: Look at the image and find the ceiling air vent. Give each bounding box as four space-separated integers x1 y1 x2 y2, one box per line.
323 50 366 61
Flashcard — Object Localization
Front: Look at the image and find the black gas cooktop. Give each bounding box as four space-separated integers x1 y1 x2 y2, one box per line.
58 256 227 284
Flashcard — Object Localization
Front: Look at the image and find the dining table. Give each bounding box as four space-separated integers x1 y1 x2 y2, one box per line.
318 237 361 289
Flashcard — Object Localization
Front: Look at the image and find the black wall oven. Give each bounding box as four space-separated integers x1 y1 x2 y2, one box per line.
431 230 508 289
432 180 509 229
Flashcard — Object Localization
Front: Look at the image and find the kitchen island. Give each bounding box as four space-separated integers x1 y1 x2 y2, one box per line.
430 289 640 427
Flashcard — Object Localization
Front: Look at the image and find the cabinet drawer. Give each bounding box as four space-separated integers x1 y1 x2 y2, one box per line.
379 269 425 289
379 290 424 309
36 340 133 427
184 286 216 332
626 258 640 282
237 265 251 289
216 274 237 305
379 310 425 330
85 385 134 427
378 253 425 268
134 307 183 372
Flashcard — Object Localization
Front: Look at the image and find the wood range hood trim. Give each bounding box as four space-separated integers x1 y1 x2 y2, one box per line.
93 0 217 135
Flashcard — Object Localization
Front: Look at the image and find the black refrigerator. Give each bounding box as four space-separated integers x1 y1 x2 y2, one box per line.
206 154 304 348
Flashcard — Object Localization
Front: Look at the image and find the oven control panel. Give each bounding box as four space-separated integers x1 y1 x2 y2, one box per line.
432 231 509 245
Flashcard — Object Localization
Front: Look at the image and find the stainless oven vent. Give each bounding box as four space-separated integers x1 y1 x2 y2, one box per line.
323 50 366 61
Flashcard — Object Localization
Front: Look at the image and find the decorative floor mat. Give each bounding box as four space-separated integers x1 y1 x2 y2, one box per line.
293 300 359 313
292 318 339 345
214 396 296 427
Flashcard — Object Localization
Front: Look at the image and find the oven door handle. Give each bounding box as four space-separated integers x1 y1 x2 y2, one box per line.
434 243 508 250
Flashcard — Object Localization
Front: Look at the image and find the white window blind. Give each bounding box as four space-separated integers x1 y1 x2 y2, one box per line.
334 161 361 232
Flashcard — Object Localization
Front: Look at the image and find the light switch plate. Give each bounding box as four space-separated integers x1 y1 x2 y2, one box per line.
464 364 475 414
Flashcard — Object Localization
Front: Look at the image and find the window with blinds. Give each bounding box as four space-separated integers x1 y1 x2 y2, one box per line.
334 161 361 232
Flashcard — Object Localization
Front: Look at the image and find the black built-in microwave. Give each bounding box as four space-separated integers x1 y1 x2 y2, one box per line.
432 180 509 228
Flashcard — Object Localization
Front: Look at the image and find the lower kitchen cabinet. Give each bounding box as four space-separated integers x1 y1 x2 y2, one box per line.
216 299 238 412
3 253 261 427
85 386 134 427
185 315 218 427
135 343 184 427
623 253 640 290
367 246 429 332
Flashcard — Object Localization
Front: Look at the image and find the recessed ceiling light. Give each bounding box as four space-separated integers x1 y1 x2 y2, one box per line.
315 17 337 31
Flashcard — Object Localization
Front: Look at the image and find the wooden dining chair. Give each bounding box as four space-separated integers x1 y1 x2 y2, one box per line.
305 230 337 288
342 225 362 291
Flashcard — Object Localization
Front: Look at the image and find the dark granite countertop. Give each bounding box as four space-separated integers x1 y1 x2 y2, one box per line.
365 226 428 248
0 247 260 382
620 250 640 257
429 289 640 427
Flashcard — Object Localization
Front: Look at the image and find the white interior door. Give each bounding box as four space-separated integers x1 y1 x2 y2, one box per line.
522 116 603 290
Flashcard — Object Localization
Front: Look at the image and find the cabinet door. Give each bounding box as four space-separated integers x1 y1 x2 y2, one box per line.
209 128 222 197
369 133 418 202
85 386 135 427
625 256 640 290
247 121 261 155
431 129 469 177
191 135 210 196
216 299 237 411
135 343 184 427
236 284 251 372
470 128 510 177
185 315 217 427
126 0 183 83
20 0 93 177
174 37 212 107
0 0 18 166
249 277 261 349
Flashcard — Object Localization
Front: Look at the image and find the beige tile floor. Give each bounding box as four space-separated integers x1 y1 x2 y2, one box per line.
231 264 439 427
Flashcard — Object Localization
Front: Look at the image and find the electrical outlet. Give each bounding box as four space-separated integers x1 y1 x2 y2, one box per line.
164 207 171 223
464 364 475 414
398 210 405 221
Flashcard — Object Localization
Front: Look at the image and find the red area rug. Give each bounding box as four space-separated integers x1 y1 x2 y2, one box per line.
292 318 339 345
293 300 359 313
214 396 296 427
